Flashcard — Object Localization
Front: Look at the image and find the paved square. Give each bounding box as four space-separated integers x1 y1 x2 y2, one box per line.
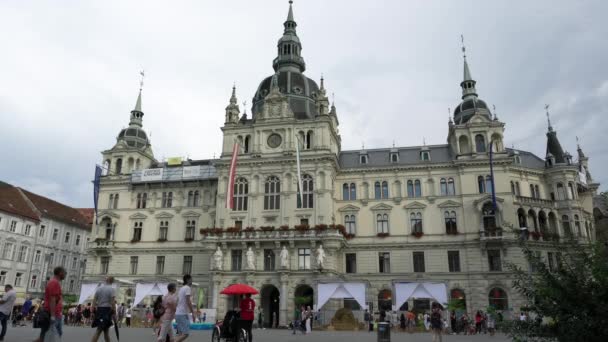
4 325 510 342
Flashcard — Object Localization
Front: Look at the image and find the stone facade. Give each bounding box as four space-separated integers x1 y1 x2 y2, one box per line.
83 1 599 327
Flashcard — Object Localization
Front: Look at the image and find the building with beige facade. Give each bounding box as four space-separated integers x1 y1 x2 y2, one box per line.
84 1 599 327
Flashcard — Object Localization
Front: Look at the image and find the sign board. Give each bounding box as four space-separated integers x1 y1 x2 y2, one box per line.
141 168 164 182
183 166 201 178
167 157 183 166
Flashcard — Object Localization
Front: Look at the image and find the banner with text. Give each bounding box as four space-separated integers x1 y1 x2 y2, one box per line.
141 168 164 182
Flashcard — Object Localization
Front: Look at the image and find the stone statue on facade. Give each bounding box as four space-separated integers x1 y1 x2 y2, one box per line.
316 244 326 269
280 245 289 269
246 246 256 270
213 246 223 270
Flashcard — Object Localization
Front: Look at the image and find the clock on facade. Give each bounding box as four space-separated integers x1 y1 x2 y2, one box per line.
267 133 282 148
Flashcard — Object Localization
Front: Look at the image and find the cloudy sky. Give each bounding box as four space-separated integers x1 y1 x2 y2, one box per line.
1 0 606 208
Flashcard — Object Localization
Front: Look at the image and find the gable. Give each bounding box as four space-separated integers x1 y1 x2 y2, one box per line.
155 212 174 219
404 201 427 209
370 203 393 211
338 204 360 212
181 210 202 218
97 210 120 219
129 212 148 220
437 200 462 208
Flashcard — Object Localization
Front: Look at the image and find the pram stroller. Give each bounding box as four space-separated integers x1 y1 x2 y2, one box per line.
212 310 248 342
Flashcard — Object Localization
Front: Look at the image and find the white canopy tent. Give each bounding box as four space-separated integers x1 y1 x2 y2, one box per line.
393 282 448 311
78 282 120 304
131 283 169 308
316 283 367 310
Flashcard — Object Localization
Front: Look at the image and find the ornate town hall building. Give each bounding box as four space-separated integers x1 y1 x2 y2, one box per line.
84 1 598 326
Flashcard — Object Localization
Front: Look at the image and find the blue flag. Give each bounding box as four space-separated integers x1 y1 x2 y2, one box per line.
93 165 102 225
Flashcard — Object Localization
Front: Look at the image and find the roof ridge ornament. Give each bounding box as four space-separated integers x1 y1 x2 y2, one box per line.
545 104 553 132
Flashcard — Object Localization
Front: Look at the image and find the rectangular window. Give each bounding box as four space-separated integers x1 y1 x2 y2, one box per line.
185 220 195 240
300 218 309 226
413 252 425 272
69 279 75 293
30 275 37 288
64 232 70 244
488 249 502 271
9 221 17 233
448 251 461 272
2 243 14 260
231 250 242 271
159 221 168 241
15 272 23 287
75 235 81 246
161 192 173 208
72 257 78 269
379 252 390 273
133 222 143 242
34 250 41 263
17 246 28 262
24 224 31 236
234 220 243 230
52 229 59 241
345 215 356 235
264 249 275 271
61 255 67 267
183 256 193 275
0 271 6 285
345 253 357 274
39 225 46 238
130 256 138 275
100 256 110 274
547 252 555 272
156 256 165 274
298 248 311 270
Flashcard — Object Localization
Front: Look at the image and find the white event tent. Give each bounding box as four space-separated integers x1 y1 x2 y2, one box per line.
393 282 448 311
131 283 169 308
316 283 367 310
78 282 119 304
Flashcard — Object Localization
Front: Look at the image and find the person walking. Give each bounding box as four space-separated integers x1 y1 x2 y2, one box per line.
38 266 66 342
116 304 125 328
90 276 116 342
21 295 32 325
125 307 131 328
364 309 372 332
292 306 303 335
430 307 443 342
0 284 17 341
175 274 194 342
399 313 405 331
157 283 177 342
240 293 255 342
152 295 164 334
304 306 312 334
474 310 482 334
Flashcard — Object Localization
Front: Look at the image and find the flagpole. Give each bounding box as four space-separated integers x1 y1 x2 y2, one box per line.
294 133 304 207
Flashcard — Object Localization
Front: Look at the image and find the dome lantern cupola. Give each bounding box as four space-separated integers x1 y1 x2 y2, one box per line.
273 0 305 73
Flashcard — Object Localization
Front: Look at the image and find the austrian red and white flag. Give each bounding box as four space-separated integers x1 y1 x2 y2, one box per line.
226 143 239 209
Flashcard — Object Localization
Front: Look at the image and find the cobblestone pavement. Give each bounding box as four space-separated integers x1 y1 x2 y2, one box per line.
4 325 511 341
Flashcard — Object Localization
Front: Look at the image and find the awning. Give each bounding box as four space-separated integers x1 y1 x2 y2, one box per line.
394 282 448 310
131 283 168 308
317 283 367 310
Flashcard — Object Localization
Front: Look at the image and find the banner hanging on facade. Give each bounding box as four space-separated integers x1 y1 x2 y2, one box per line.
226 143 239 209
167 157 183 166
93 165 102 225
183 166 201 178
141 168 164 182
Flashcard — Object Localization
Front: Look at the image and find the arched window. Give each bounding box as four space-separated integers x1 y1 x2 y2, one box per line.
382 181 389 199
482 203 497 230
360 155 368 164
306 131 313 150
450 289 467 310
135 158 141 170
410 212 423 233
485 176 493 194
528 210 538 231
244 135 250 154
548 212 558 236
103 160 111 176
113 194 119 209
162 192 173 208
378 290 392 311
127 158 134 172
556 183 565 200
478 176 485 194
445 211 457 234
475 134 486 153
459 135 470 154
374 182 381 199
538 211 548 234
376 214 389 234
447 178 455 196
108 194 114 209
187 191 194 207
264 176 281 210
530 184 535 198
510 181 515 195
115 158 123 174
414 180 422 197
233 177 249 211
136 193 147 209
515 182 521 196
342 183 349 200
297 174 314 209
345 215 356 235
407 180 414 197
390 153 398 163
350 183 357 200
574 215 581 236
440 178 448 196
567 182 575 200
517 208 527 228
562 215 571 236
488 288 508 310
535 185 540 199
193 191 200 206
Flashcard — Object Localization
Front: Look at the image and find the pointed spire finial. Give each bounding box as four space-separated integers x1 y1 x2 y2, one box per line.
229 83 238 105
320 73 325 90
492 104 498 120
139 70 145 91
362 142 365 150
448 107 453 123
461 34 466 60
392 140 395 148
545 104 553 132
331 92 335 106
287 0 294 22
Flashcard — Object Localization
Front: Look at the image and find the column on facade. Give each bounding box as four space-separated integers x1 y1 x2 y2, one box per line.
212 278 221 309
280 275 288 326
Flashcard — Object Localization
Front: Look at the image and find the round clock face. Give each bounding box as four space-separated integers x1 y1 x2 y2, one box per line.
267 133 282 148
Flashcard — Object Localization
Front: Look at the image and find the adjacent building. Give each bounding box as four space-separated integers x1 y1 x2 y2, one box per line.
0 181 92 302
84 1 599 327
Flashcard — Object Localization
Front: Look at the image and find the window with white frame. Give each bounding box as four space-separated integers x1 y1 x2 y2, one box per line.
69 279 75 292
9 221 17 233
440 178 455 196
64 232 70 244
379 252 390 273
444 211 458 234
52 229 58 241
233 178 249 211
39 225 46 238
183 256 193 274
2 242 15 260
61 255 67 267
130 256 138 275
156 256 165 274
72 257 78 269
0 271 6 285
185 220 196 240
342 183 357 200
407 180 422 197
374 181 389 199
17 245 28 262
264 176 281 210
345 215 356 235
376 214 389 234
136 192 148 209
30 274 38 288
34 250 41 263
298 248 311 270
410 212 423 233
15 272 23 287
24 224 31 236
161 192 173 208
132 222 143 242
297 174 314 209
158 221 168 241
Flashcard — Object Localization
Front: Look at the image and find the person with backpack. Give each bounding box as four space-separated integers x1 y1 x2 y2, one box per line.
430 307 443 342
157 283 177 342
91 276 116 342
152 296 164 334
364 309 372 332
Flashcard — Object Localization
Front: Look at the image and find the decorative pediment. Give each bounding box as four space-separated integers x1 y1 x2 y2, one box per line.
437 200 462 208
181 210 201 218
155 211 174 219
129 212 148 220
473 195 505 211
404 201 427 210
370 203 393 211
338 204 360 212
98 211 120 219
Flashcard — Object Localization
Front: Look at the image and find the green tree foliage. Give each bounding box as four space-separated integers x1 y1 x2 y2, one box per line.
503 238 608 341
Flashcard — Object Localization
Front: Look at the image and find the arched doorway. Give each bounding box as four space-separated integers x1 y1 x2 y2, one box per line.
450 288 467 312
294 284 314 310
488 287 508 310
261 285 280 328
377 289 392 312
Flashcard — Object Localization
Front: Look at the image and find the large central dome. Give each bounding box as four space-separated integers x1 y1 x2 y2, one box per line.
251 0 320 120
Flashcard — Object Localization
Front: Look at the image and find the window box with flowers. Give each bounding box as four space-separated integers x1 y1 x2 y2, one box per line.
260 226 275 232
279 225 290 231
344 233 355 240
244 227 255 232
226 227 242 233
377 232 390 238
210 228 223 235
199 228 210 236
295 224 310 232
314 224 328 231
335 224 346 235
411 231 424 238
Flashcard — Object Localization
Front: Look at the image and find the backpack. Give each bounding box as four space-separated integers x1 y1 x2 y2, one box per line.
431 312 442 329
153 301 165 319
364 312 371 321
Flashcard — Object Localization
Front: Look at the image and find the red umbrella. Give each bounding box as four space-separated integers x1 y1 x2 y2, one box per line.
220 283 259 295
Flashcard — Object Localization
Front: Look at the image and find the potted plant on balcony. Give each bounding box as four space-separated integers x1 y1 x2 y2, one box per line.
279 225 290 231
260 226 275 232
199 228 210 236
210 227 223 235
344 233 355 240
314 224 328 232
226 226 241 233
295 224 310 232
377 232 389 238
336 224 346 235
244 226 255 232
411 231 424 238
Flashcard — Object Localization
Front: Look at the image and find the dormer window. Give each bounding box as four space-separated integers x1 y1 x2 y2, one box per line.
420 151 430 161
514 155 521 164
390 152 399 163
360 155 368 164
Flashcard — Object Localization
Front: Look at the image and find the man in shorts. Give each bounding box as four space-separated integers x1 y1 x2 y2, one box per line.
175 275 194 342
37 266 66 342
0 284 17 341
90 276 116 342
